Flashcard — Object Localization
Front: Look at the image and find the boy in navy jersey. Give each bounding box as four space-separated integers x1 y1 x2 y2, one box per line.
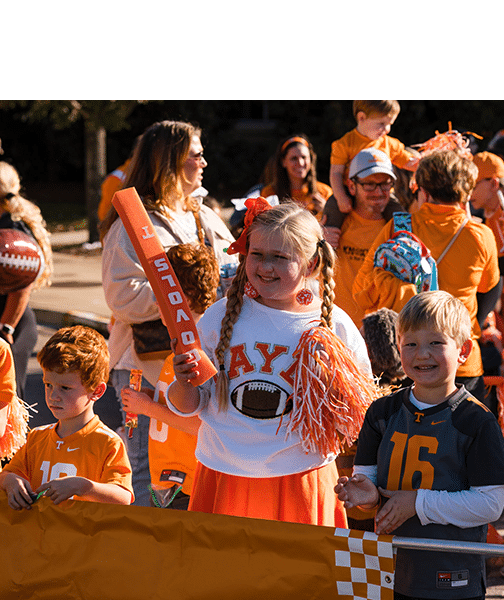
335 291 504 600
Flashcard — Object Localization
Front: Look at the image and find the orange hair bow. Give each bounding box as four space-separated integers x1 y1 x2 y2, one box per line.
226 196 273 256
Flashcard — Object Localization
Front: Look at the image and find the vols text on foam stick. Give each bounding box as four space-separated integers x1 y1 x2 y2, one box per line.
112 187 217 386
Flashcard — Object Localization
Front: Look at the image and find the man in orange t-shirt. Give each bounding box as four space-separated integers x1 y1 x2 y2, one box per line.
331 148 398 328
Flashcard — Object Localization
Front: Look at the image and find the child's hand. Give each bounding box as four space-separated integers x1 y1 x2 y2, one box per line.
0 331 14 346
315 341 332 364
375 487 417 534
310 192 327 214
406 155 419 171
171 337 199 386
121 387 154 416
334 473 379 510
321 223 341 250
336 194 353 214
37 476 90 505
2 472 35 510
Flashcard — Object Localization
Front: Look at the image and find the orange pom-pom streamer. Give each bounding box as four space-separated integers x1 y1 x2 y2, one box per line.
284 327 383 458
412 122 480 160
0 397 29 460
409 122 483 192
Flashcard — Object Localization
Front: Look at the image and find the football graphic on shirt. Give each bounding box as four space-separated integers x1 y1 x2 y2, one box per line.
230 380 292 419
0 229 44 294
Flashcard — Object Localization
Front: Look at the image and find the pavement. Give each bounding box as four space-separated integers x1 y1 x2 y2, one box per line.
30 229 110 336
22 229 504 595
26 229 121 434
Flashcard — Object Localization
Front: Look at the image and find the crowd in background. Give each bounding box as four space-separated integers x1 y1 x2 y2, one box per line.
2 102 504 599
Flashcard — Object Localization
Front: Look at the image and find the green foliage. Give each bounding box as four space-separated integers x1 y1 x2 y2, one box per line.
1 100 504 207
0 100 145 131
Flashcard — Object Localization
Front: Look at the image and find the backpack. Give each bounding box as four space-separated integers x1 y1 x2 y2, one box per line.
373 213 438 294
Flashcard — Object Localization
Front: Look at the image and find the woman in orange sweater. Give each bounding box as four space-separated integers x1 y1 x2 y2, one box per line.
260 134 331 219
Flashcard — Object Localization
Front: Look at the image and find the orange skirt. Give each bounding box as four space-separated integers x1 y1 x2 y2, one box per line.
188 461 347 528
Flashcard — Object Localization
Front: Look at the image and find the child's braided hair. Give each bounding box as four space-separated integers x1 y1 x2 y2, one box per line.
214 201 336 410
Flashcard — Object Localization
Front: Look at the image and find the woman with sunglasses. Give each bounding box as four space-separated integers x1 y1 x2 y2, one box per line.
100 120 237 506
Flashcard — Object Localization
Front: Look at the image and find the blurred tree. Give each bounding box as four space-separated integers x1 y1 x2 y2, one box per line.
1 100 504 235
0 100 148 242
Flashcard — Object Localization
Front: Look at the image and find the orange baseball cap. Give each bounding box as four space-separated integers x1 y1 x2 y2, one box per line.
473 151 504 183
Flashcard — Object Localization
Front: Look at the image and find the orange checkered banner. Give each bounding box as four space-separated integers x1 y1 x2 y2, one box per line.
0 492 395 600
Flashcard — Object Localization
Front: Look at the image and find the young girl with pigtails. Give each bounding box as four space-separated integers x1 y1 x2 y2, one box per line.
168 198 380 527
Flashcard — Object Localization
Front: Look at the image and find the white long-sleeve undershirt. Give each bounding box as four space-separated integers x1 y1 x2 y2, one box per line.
353 463 504 528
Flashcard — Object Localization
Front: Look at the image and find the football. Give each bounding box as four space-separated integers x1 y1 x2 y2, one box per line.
0 229 44 294
231 380 292 419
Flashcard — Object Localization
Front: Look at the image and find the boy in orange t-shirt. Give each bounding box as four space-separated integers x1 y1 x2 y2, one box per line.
326 100 417 229
120 243 220 509
0 326 133 509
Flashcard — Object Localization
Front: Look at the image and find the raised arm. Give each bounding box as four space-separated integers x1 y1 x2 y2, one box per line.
121 387 201 435
329 164 353 214
166 338 202 414
352 220 417 314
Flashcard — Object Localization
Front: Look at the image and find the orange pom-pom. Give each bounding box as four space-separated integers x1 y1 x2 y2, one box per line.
0 397 29 460
284 327 383 457
409 123 482 192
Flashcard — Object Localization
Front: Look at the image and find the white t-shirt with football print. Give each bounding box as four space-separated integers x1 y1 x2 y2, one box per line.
169 296 371 478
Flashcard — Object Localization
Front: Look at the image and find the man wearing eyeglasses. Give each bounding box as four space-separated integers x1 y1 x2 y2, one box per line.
324 148 402 328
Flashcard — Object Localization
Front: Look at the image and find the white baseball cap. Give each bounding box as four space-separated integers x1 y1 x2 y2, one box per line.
348 148 396 180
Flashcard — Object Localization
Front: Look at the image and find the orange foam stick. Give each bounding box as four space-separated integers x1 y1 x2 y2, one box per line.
112 187 217 386
126 368 142 438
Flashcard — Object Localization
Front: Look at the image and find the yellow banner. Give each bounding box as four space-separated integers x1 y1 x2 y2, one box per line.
0 492 394 600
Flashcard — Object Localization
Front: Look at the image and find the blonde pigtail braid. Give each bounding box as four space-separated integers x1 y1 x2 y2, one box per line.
214 258 248 411
318 239 336 330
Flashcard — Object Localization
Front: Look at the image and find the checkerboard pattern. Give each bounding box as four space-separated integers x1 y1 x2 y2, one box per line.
333 528 395 600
